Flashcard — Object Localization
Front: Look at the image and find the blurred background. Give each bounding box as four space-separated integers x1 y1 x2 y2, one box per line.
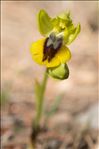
1 1 98 149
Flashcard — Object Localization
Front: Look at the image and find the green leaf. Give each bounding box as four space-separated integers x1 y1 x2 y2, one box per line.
66 23 81 45
45 94 64 117
47 63 69 80
38 10 53 36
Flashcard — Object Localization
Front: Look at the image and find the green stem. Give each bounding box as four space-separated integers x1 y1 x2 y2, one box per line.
30 69 48 149
35 69 48 128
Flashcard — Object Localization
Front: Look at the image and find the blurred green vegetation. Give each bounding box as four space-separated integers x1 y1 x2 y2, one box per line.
45 94 64 118
0 89 10 106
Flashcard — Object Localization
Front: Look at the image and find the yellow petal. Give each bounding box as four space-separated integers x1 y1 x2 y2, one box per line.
30 38 71 68
45 55 60 67
30 38 44 65
56 45 71 63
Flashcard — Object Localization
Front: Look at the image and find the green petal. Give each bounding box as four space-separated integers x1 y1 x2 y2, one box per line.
58 11 72 27
66 23 81 45
58 11 71 20
38 10 53 36
47 63 69 80
51 17 60 33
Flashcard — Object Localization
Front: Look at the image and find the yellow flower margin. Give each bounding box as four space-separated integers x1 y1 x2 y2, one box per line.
30 38 71 68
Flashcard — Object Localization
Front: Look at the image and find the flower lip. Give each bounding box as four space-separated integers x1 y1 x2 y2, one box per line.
30 38 71 68
43 33 63 62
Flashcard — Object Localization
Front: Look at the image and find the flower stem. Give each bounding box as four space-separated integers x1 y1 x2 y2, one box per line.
35 69 48 128
30 69 48 148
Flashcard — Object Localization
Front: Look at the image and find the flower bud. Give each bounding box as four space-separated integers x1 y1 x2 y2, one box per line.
47 63 69 80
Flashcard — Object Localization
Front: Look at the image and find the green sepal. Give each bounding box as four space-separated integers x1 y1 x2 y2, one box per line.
47 63 69 80
37 10 53 36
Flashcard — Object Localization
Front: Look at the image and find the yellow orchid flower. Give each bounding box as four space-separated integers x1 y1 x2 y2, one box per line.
30 35 71 68
30 10 81 80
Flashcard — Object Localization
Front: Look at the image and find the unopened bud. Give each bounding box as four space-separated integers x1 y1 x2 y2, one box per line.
47 63 69 80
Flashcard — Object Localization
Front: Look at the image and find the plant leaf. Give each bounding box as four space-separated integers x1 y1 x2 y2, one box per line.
45 94 64 117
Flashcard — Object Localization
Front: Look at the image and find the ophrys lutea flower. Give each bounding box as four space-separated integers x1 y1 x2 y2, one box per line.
30 10 81 79
30 33 71 68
